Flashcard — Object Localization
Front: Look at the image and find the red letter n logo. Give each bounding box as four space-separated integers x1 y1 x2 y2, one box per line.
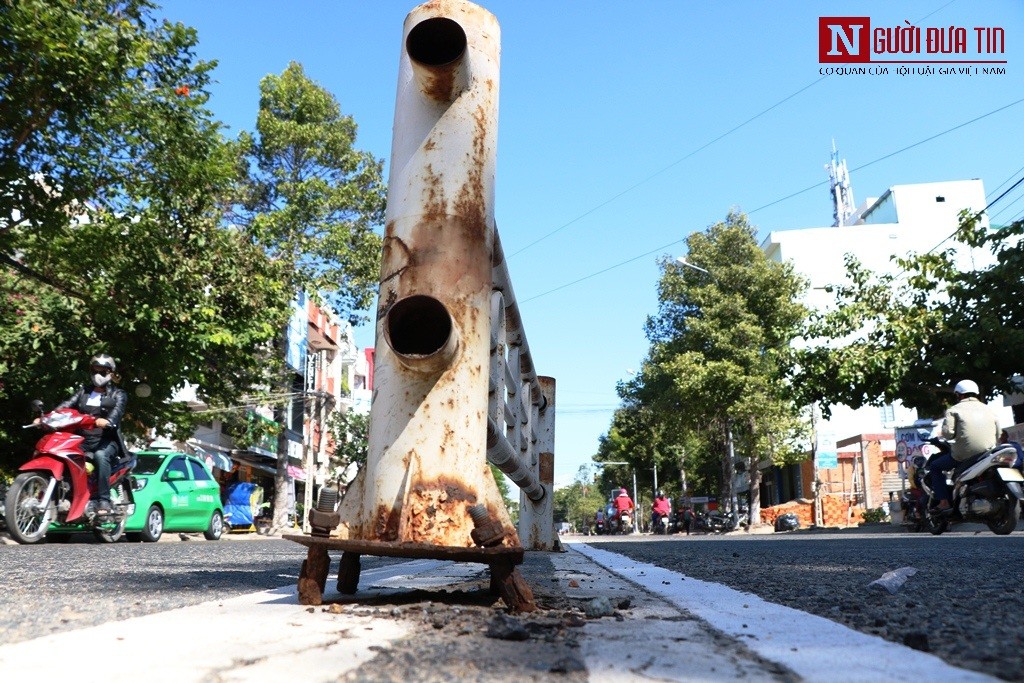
819 17 870 63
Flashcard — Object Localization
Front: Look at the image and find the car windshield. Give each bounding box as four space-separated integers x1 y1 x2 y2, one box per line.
135 454 168 475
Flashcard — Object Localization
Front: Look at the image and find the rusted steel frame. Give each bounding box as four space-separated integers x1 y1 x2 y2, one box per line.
487 414 543 500
488 291 507 429
330 0 522 550
492 231 543 408
523 376 558 550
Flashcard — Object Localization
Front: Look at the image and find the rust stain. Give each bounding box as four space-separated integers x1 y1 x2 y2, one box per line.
424 137 436 151
421 61 457 103
377 289 398 323
373 504 402 542
400 476 480 546
451 103 489 242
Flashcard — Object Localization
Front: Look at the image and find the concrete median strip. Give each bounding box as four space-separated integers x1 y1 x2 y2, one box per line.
0 544 1000 681
0 561 478 682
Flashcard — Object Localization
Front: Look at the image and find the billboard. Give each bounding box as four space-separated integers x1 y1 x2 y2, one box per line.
894 418 942 482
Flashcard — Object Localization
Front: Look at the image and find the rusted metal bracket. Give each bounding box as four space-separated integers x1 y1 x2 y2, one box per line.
285 534 537 613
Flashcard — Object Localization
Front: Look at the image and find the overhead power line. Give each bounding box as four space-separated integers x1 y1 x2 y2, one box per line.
508 0 964 260
748 96 1024 215
521 98 1024 304
519 238 685 303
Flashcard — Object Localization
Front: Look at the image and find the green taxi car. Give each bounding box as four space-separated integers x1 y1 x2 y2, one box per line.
125 450 225 542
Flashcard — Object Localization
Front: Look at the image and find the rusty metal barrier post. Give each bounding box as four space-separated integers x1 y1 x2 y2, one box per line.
286 0 545 613
490 235 558 550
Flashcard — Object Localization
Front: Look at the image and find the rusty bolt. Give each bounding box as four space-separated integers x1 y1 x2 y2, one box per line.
309 487 341 537
468 503 506 547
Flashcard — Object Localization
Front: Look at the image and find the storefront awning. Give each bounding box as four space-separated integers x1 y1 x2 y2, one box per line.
188 442 234 472
287 465 306 481
231 452 279 475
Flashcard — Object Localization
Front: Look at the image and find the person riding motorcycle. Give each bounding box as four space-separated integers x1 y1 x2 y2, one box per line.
929 379 1001 514
651 489 671 531
612 487 634 530
52 354 127 513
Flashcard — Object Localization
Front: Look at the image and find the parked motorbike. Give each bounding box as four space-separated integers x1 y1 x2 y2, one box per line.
899 487 927 532
697 510 736 534
899 461 929 533
4 403 137 544
593 513 606 535
916 438 1024 536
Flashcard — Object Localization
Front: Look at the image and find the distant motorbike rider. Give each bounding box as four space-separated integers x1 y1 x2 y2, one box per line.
612 487 634 528
929 379 1001 513
54 354 127 513
651 489 671 530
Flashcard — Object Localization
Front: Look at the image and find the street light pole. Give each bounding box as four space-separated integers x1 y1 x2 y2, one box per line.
726 419 739 527
676 256 712 276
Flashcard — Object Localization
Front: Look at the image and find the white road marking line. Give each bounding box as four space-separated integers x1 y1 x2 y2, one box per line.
569 542 997 683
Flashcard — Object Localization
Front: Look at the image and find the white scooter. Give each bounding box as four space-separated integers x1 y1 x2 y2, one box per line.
916 438 1024 535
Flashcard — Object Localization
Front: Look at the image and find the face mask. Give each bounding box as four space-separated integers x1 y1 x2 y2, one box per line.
93 373 111 387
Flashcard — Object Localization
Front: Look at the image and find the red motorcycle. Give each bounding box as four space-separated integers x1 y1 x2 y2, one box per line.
4 402 137 544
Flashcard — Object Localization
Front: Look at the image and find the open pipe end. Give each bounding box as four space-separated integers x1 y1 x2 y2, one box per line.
406 17 468 102
385 295 459 374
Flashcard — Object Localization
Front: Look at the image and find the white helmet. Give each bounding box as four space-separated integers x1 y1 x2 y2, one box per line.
953 379 979 396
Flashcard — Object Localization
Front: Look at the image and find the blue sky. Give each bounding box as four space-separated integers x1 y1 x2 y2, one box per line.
157 1 1023 486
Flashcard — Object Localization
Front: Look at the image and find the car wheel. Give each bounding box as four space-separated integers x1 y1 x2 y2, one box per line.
141 505 164 542
204 510 224 541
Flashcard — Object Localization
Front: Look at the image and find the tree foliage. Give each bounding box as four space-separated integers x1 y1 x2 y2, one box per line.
614 211 809 523
327 408 369 484
232 62 387 528
553 476 609 534
794 212 1024 418
0 0 292 469
234 61 386 325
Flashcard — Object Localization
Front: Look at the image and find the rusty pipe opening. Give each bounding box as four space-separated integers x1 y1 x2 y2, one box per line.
406 17 468 102
385 295 459 373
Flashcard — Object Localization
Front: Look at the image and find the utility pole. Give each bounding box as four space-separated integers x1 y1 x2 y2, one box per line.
811 404 823 528
678 446 688 502
632 469 639 533
726 419 739 527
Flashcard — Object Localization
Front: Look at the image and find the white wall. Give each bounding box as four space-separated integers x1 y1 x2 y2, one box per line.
762 179 1013 437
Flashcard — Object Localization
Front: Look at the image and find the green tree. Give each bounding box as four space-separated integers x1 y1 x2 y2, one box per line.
327 409 369 484
553 471 609 534
233 61 387 529
620 211 808 526
0 0 291 470
795 212 1024 417
235 61 386 322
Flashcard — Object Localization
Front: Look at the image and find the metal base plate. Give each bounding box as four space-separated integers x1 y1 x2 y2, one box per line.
283 534 524 565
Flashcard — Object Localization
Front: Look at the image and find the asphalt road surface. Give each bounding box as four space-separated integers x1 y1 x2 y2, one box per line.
1 527 1020 681
586 527 1024 682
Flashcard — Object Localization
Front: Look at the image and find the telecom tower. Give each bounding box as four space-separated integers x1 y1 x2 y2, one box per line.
827 140 856 227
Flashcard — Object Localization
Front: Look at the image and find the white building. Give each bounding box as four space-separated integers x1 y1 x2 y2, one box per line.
761 177 1012 440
